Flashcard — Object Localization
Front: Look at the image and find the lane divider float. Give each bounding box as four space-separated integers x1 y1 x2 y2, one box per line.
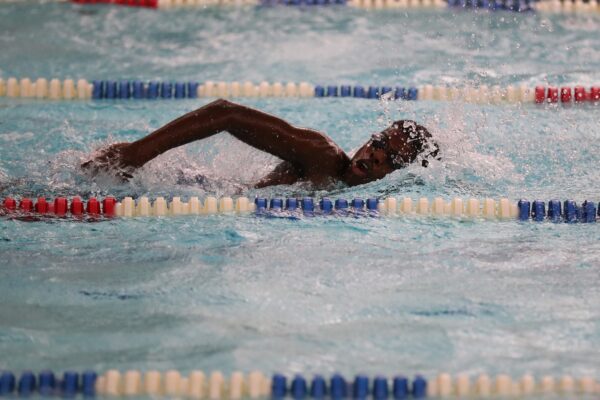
0 78 92 100
1 0 598 12
67 0 600 12
0 370 598 398
2 196 599 223
446 0 534 11
1 78 599 104
535 0 600 13
66 0 497 9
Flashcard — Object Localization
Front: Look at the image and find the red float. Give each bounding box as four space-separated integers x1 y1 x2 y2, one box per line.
87 198 101 214
19 198 33 212
560 87 571 103
71 196 84 215
591 87 600 101
534 86 545 103
3 197 16 210
574 86 586 102
35 197 49 213
71 0 157 7
54 197 68 216
547 87 559 103
103 197 116 216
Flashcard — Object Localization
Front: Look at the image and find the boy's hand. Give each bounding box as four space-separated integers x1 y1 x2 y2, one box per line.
81 142 136 180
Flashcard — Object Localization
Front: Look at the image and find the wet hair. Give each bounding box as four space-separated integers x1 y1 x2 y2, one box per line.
388 120 440 168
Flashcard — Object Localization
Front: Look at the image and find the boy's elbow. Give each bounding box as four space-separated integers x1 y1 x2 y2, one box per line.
213 98 236 109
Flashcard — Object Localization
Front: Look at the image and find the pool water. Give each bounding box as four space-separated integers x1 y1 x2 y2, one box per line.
1 1 600 384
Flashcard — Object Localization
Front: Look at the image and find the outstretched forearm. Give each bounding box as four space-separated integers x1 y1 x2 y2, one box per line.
127 99 238 167
125 99 347 174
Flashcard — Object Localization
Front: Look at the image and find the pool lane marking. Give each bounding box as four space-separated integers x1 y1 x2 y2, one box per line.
1 78 599 104
67 0 600 13
1 370 599 397
2 196 599 222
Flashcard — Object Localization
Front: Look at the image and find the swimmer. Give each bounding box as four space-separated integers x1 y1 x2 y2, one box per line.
82 99 439 188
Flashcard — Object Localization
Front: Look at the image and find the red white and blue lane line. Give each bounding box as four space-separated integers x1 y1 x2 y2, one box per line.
67 0 600 13
1 77 599 104
0 370 599 398
1 196 599 222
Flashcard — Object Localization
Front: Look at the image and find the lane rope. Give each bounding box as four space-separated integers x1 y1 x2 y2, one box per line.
66 0 600 12
0 370 599 398
1 78 599 104
1 0 599 13
2 196 599 222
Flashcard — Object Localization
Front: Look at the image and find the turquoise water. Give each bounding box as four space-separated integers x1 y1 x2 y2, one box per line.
1 0 600 384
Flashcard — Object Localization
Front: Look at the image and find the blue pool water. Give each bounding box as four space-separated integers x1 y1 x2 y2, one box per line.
1 0 600 384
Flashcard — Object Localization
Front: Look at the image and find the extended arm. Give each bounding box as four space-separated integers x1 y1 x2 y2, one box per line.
95 99 349 177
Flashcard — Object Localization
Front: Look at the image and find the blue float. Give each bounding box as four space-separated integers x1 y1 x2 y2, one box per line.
563 200 578 223
547 199 561 222
147 81 159 99
367 86 379 99
353 375 369 399
582 201 596 223
395 87 406 100
0 372 15 395
335 199 349 210
330 374 347 399
411 376 427 398
91 80 103 99
17 372 36 396
320 198 333 213
291 375 307 399
187 82 199 98
272 374 287 399
174 82 186 99
118 81 130 99
81 371 97 397
270 198 283 210
255 198 268 210
512 0 528 11
105 81 117 99
326 86 338 97
366 198 378 211
340 85 351 97
161 82 173 99
351 198 365 209
531 200 545 222
132 81 144 99
407 87 418 100
302 197 315 212
517 199 530 221
353 86 365 98
310 375 327 399
373 376 388 399
315 86 325 97
39 370 56 395
61 372 79 397
490 0 501 8
380 86 392 98
392 376 408 399
286 198 298 211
